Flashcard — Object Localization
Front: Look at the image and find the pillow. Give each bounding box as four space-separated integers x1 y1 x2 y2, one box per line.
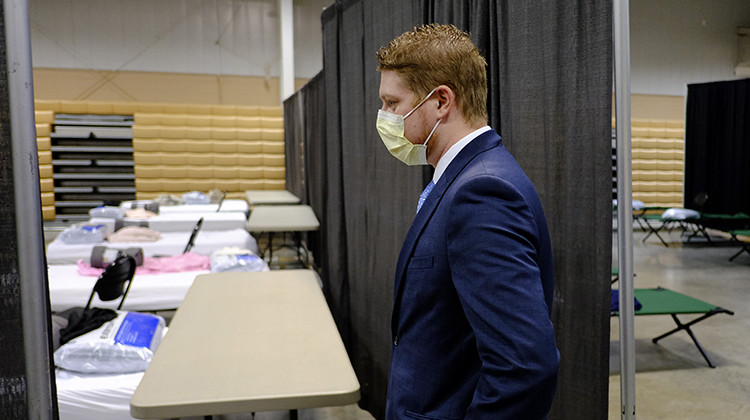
661 208 700 220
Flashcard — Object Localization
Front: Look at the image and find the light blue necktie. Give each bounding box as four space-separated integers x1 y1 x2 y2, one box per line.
417 181 435 213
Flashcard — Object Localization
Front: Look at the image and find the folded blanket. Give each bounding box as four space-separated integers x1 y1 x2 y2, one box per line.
611 289 643 313
107 226 161 242
124 208 157 219
77 252 211 276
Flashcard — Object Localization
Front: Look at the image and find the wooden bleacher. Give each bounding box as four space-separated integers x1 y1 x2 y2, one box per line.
35 110 55 220
34 100 285 219
618 118 685 209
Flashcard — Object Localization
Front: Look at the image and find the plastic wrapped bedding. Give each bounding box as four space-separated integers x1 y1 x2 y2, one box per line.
54 311 165 374
56 325 169 420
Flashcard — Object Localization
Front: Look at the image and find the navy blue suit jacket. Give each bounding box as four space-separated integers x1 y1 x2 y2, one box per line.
386 129 559 419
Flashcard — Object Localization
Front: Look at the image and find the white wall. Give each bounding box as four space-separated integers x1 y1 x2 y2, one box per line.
29 0 330 79
630 0 750 96
29 0 750 97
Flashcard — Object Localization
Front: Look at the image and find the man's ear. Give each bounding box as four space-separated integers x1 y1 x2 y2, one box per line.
434 85 454 119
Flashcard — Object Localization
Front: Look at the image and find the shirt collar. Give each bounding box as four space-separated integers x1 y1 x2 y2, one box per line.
433 126 491 183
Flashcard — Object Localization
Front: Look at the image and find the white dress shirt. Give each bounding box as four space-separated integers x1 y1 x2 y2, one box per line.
433 126 492 184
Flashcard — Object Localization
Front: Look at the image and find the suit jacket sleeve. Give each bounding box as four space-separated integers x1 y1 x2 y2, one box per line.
446 174 559 419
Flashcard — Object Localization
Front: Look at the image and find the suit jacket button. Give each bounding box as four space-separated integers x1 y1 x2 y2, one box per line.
393 336 399 346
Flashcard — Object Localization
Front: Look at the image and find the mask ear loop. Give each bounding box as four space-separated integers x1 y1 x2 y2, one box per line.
404 87 439 119
423 119 441 147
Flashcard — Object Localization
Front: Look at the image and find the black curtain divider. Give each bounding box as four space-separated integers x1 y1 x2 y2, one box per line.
685 78 750 215
318 2 426 416
0 22 29 419
1 3 57 417
488 3 613 418
285 1 612 418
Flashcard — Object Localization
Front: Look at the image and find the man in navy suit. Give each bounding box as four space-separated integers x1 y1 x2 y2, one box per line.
376 24 559 419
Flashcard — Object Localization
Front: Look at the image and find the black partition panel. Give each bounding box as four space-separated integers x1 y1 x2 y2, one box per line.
1 2 58 417
685 78 750 215
0 25 29 418
285 1 612 418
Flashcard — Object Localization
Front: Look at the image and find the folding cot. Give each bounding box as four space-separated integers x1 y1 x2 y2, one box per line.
52 260 267 419
612 287 734 368
683 213 750 243
635 207 697 246
676 214 750 261
639 208 750 248
88 211 248 233
53 256 157 420
46 228 258 264
120 199 250 215
48 264 210 312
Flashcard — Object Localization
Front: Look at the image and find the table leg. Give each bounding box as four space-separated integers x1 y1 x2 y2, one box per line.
266 231 275 264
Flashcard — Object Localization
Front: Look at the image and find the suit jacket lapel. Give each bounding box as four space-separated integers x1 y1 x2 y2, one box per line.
392 130 501 328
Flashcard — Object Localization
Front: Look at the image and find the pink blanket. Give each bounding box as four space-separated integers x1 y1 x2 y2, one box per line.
77 252 211 276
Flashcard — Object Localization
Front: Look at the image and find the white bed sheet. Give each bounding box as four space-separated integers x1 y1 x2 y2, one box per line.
120 199 249 214
89 211 248 233
46 228 258 265
48 264 208 312
57 368 146 420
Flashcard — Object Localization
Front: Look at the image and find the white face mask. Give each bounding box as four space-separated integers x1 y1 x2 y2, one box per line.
376 88 441 166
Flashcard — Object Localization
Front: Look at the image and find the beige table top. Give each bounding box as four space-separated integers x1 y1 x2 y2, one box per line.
245 189 301 206
246 204 320 232
130 270 360 419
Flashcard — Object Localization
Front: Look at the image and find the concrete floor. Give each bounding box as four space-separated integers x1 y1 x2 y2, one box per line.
184 405 375 420
191 224 750 420
609 227 750 419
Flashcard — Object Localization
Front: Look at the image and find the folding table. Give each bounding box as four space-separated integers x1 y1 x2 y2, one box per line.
246 205 319 267
244 189 301 206
130 270 360 419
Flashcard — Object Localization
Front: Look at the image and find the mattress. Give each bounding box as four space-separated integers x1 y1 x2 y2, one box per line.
120 199 249 215
57 367 145 420
89 211 248 232
48 264 209 312
46 228 258 265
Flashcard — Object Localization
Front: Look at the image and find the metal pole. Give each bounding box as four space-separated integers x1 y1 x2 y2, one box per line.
5 0 58 418
613 0 636 418
279 0 295 102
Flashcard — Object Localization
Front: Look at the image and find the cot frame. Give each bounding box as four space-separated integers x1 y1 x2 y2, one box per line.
613 287 734 368
728 230 750 262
